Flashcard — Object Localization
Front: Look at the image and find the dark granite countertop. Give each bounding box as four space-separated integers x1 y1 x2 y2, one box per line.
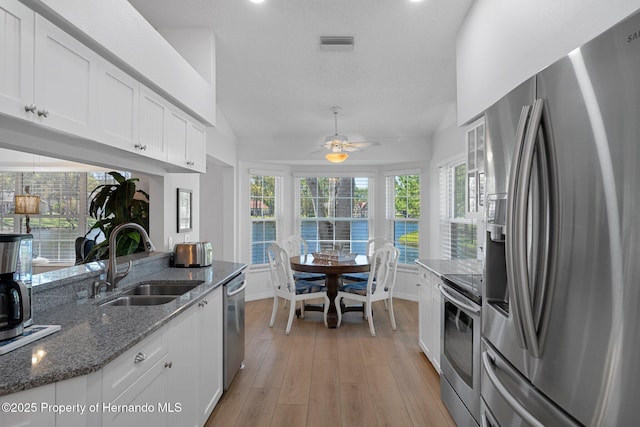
0 255 246 397
415 258 483 277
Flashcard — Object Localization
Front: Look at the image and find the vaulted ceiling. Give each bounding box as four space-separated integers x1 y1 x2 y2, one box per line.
128 0 474 165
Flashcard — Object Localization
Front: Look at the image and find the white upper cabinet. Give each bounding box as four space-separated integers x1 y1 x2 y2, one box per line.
138 85 169 162
167 105 206 173
466 117 485 218
0 4 99 139
1 0 207 172
98 58 139 150
187 121 206 172
0 0 35 121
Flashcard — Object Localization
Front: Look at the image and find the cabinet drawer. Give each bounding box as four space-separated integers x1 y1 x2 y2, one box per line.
102 328 167 402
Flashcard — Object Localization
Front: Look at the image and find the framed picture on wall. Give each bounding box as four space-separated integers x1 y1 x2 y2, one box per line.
177 188 192 232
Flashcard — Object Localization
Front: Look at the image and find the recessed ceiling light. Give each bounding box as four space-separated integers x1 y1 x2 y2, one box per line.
249 0 265 3
409 0 424 2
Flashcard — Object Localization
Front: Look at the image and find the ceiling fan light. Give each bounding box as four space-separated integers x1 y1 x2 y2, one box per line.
325 152 349 163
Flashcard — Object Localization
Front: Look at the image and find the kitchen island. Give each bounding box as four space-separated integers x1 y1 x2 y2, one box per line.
0 252 246 427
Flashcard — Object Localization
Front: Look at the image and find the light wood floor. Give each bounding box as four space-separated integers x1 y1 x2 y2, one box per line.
205 298 455 427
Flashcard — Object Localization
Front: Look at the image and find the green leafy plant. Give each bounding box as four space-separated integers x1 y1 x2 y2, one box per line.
84 172 149 261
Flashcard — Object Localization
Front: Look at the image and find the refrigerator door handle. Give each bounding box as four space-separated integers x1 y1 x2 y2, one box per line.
506 105 532 350
515 98 545 358
482 350 545 427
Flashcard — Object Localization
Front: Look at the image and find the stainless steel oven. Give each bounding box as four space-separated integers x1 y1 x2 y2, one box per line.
440 273 482 427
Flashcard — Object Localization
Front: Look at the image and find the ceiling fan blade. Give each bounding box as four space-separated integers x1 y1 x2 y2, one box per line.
341 141 381 151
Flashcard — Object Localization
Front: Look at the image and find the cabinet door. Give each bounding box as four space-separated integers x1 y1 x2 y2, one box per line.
139 85 168 161
186 121 206 172
0 383 55 427
102 357 166 427
429 273 442 373
0 0 34 121
166 107 188 166
99 58 139 150
417 268 430 357
33 14 98 139
165 305 199 427
198 286 223 426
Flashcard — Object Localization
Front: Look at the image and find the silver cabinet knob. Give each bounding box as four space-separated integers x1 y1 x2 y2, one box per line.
37 108 49 117
164 361 173 368
134 143 148 151
24 104 37 113
186 160 195 166
134 351 147 364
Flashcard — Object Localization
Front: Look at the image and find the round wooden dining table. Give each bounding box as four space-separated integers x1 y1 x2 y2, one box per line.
290 254 370 328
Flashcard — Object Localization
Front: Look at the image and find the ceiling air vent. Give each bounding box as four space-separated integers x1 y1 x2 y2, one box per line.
319 36 355 51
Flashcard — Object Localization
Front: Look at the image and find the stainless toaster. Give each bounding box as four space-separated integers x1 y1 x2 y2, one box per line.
173 242 213 267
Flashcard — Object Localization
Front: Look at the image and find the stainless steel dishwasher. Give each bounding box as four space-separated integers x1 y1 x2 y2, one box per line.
223 272 246 390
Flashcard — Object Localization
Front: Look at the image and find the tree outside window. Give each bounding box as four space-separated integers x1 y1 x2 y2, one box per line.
250 175 277 264
298 177 369 254
387 174 420 264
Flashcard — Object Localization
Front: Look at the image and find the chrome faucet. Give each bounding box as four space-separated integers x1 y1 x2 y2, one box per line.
107 222 156 289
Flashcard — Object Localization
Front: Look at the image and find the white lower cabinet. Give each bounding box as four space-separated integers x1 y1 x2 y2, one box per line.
0 288 223 427
197 287 223 425
163 286 223 426
165 304 199 427
417 265 442 373
0 383 55 427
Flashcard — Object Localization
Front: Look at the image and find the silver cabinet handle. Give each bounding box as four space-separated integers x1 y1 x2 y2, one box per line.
186 160 195 166
164 361 173 368
134 143 148 151
134 351 147 364
37 108 49 117
198 301 205 307
24 104 37 113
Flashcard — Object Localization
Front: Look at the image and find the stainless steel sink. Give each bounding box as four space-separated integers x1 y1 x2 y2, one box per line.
99 295 177 306
98 280 204 306
120 280 203 296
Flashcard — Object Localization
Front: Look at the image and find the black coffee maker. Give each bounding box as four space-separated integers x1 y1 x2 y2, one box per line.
0 234 32 341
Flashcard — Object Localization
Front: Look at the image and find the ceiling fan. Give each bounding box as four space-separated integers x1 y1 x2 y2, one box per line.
319 106 380 163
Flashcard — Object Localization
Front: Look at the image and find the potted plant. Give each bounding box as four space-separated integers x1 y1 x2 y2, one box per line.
83 172 150 261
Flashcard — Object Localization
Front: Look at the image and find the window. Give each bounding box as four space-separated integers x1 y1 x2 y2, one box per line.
440 161 477 259
250 175 279 265
297 177 370 254
0 171 125 263
386 174 420 264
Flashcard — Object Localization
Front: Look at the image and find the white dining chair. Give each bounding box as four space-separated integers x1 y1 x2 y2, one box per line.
332 242 399 337
267 242 330 334
341 237 392 282
281 235 326 282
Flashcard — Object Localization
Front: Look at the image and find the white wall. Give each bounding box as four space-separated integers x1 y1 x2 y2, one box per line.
457 0 640 124
145 172 200 252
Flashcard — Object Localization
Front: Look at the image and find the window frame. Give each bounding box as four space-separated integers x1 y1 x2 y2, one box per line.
385 173 421 265
250 174 281 266
439 159 478 260
295 176 372 254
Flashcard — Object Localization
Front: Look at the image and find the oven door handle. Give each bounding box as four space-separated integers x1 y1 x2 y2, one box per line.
438 284 480 314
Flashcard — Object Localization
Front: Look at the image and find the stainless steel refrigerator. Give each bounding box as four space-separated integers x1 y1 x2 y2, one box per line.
482 9 640 427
